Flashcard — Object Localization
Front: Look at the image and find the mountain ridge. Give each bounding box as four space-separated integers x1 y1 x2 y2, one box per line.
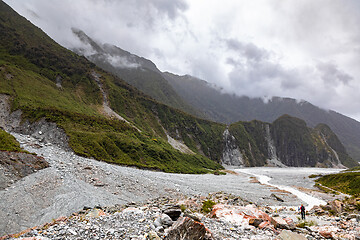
164 72 360 163
71 28 206 119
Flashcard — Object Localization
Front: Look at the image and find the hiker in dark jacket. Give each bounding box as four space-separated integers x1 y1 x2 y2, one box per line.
300 204 306 220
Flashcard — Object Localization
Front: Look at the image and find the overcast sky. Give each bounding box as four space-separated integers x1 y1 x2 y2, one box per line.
5 0 360 121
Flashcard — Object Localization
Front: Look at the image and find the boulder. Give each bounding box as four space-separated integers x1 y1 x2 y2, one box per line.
86 208 106 218
317 225 339 239
183 209 202 222
329 200 344 214
249 218 264 227
270 193 284 202
146 231 161 240
312 205 326 216
319 230 334 239
163 205 182 221
283 217 295 230
164 217 213 240
271 217 289 229
155 214 173 228
211 204 273 226
276 230 307 240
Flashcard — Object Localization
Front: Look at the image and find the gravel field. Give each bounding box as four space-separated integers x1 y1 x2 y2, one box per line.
0 133 340 236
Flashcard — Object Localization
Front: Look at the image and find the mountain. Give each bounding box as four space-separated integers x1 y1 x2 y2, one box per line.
0 1 222 174
71 29 205 119
0 1 356 172
163 72 360 165
224 115 351 168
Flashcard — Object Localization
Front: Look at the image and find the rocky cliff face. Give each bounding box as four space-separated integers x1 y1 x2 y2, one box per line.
222 115 351 168
221 129 244 166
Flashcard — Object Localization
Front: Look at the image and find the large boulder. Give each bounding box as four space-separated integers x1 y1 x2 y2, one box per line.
211 204 273 226
271 217 290 229
163 205 182 221
164 217 213 240
276 230 307 240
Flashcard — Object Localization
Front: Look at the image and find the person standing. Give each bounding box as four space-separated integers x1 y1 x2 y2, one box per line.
300 204 306 220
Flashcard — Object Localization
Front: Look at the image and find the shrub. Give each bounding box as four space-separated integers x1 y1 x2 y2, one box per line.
201 200 216 213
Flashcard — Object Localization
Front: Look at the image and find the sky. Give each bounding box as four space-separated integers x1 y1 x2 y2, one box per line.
4 0 360 121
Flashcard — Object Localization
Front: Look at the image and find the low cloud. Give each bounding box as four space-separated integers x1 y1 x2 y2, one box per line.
317 62 353 85
4 0 360 121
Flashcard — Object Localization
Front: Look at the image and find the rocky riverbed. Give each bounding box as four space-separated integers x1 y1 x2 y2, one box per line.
1 132 359 239
2 192 360 240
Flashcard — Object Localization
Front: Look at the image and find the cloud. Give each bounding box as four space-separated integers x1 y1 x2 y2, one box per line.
225 39 269 62
4 0 360 121
317 62 353 85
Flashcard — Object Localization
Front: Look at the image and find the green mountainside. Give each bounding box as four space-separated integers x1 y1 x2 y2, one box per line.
225 115 355 168
0 1 356 173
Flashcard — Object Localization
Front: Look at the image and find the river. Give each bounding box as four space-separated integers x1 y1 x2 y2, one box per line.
235 167 342 208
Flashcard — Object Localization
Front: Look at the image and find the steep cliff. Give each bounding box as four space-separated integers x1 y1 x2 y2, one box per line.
222 115 352 168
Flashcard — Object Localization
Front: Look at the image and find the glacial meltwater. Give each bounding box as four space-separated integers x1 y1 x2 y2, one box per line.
236 167 343 209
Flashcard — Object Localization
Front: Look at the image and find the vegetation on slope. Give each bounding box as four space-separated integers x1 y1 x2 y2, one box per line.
228 121 267 166
0 128 24 152
316 172 360 197
226 115 354 167
315 124 358 168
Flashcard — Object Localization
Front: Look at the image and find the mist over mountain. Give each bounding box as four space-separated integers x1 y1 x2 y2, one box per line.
164 72 360 163
71 28 205 119
68 29 360 164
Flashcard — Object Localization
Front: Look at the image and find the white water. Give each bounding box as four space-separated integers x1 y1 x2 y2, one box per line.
236 168 342 209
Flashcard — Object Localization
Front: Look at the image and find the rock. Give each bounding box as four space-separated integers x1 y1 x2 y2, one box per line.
163 206 182 221
211 204 273 226
68 228 77 235
271 217 289 229
164 217 212 240
249 218 264 227
183 209 202 222
311 205 326 216
329 200 344 214
270 193 284 202
276 230 307 240
156 214 173 227
146 231 161 240
258 221 271 229
86 209 106 218
346 214 358 220
317 225 339 239
319 230 334 239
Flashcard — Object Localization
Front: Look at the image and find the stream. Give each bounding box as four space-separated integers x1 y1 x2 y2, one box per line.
236 167 342 208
